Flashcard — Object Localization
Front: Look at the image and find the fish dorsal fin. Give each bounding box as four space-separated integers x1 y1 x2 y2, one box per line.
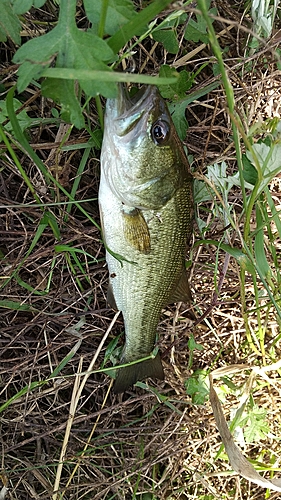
122 207 151 254
167 268 192 304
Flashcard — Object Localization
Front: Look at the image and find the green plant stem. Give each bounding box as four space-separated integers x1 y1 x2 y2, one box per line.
58 0 76 30
197 0 246 208
196 1 281 338
41 67 178 85
95 95 104 131
98 0 109 39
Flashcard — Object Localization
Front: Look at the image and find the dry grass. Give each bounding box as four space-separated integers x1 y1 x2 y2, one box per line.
1 2 281 499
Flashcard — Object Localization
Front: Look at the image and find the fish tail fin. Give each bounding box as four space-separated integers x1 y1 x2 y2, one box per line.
113 353 164 393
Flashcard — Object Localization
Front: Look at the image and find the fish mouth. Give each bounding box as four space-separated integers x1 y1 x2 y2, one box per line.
107 84 166 138
116 84 152 115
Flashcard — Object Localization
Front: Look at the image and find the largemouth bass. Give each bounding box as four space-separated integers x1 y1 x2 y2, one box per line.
99 84 193 393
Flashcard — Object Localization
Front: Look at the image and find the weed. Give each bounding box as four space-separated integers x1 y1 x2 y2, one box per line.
0 0 281 499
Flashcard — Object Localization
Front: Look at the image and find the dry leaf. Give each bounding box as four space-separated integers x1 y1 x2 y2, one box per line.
209 374 281 492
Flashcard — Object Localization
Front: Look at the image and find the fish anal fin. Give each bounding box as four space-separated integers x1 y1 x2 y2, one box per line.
107 281 118 310
113 352 164 393
167 268 192 304
122 208 150 254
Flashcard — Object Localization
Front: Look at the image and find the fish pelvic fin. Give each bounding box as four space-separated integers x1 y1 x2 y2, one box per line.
113 352 164 393
122 207 151 254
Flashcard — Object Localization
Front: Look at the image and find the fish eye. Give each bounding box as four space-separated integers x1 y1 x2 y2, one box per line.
151 120 170 145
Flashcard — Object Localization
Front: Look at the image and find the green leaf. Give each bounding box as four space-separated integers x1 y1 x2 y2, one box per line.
265 186 281 237
13 0 32 14
254 202 271 279
107 0 173 53
170 104 189 140
42 211 61 240
153 10 187 30
207 161 229 193
188 335 204 352
152 28 179 54
54 244 98 262
158 65 194 139
241 406 269 443
247 140 281 182
4 87 101 234
0 333 81 414
42 78 85 128
13 0 51 15
13 0 116 102
276 48 281 70
84 0 136 36
1 98 41 205
0 0 21 44
101 335 121 369
0 299 39 312
185 370 209 405
167 80 220 140
159 65 194 99
16 275 47 295
187 334 204 370
185 19 209 43
242 153 258 185
184 2 217 44
193 179 212 203
195 239 256 274
135 382 183 414
89 128 103 150
0 98 33 132
15 27 115 90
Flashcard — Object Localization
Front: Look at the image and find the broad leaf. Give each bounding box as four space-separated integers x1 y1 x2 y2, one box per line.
41 79 85 128
185 370 209 405
152 29 179 54
247 140 281 179
193 179 212 203
207 161 229 192
13 0 116 126
159 65 194 99
159 66 193 138
170 104 189 141
239 406 269 443
13 0 47 15
184 1 217 44
242 153 258 185
84 0 136 36
0 0 21 44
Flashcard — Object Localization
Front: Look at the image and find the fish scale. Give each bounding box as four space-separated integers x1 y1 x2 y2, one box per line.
99 84 193 392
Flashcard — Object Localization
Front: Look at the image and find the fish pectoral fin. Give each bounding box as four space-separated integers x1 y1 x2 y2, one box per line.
122 208 151 254
167 268 192 304
107 281 118 310
113 352 164 393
